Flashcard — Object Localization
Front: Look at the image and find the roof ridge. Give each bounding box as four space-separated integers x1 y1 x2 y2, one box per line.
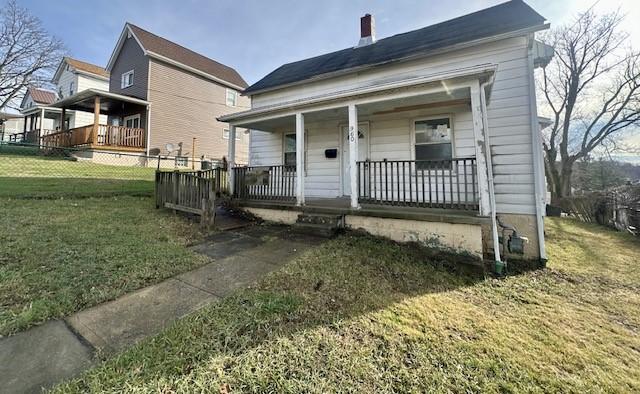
244 0 546 94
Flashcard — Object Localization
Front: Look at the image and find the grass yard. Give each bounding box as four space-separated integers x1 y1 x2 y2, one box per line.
0 150 155 198
53 218 640 393
0 196 210 336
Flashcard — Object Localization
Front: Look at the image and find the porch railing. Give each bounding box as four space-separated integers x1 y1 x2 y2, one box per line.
8 129 55 144
40 124 145 150
196 167 229 195
357 158 478 210
233 165 296 201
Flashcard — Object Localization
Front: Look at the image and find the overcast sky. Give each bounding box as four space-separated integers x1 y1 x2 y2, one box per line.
17 0 640 85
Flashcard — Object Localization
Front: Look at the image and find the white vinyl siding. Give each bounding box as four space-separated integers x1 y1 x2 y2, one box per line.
249 104 475 199
248 36 536 214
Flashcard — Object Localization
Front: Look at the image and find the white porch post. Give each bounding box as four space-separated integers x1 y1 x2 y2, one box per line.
295 112 305 206
470 81 491 216
348 103 359 209
228 124 236 195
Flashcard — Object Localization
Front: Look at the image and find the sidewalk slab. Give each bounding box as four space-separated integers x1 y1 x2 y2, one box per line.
66 278 217 354
0 321 93 394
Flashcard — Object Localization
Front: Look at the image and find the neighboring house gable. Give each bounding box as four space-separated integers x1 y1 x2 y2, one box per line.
105 23 250 162
108 32 149 100
19 87 57 110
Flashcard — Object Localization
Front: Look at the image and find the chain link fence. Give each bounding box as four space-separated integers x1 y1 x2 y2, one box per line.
0 142 227 199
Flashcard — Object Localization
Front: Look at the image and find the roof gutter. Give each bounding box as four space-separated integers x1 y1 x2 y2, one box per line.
50 88 150 108
220 63 497 123
243 23 549 96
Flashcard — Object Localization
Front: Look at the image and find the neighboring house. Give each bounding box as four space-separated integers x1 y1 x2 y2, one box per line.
51 57 109 128
18 58 110 144
221 0 553 263
0 112 24 142
50 23 250 165
18 86 59 143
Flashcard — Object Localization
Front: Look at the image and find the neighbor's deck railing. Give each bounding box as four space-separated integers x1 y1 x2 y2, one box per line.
233 165 296 201
40 124 145 150
357 158 478 210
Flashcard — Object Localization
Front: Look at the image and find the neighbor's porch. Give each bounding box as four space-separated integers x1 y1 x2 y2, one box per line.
45 89 149 152
224 74 494 217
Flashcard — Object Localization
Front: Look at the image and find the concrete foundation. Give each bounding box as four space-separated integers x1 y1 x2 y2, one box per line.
243 206 484 258
481 213 541 260
345 215 483 258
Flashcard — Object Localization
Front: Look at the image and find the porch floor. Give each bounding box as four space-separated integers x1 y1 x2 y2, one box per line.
236 197 489 226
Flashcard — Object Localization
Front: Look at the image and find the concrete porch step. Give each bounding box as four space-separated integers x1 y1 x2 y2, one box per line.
293 213 344 237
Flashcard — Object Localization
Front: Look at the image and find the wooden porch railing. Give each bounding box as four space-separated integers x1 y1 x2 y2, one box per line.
96 125 145 148
233 165 296 201
357 158 479 210
195 167 229 195
40 124 145 150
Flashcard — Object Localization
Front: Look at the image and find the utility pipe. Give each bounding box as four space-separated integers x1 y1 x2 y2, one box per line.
479 75 502 269
526 34 548 264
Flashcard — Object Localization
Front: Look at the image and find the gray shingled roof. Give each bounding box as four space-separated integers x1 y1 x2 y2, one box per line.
244 0 546 95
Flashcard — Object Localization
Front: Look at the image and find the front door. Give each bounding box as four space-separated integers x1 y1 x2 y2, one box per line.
341 123 369 196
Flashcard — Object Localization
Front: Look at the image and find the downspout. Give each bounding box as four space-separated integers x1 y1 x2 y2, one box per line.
479 75 502 271
526 34 548 265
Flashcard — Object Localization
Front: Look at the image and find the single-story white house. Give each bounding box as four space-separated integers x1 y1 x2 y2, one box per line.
220 0 553 266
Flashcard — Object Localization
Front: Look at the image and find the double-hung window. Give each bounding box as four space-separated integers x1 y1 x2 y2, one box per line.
283 133 296 167
223 128 241 140
226 89 237 106
414 117 452 169
121 70 134 88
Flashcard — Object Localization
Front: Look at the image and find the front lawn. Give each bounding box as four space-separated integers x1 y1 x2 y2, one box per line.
54 218 640 393
0 196 209 336
0 151 155 198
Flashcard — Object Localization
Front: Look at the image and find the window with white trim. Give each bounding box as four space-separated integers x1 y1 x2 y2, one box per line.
222 128 240 140
414 117 452 167
283 133 296 166
226 89 237 107
69 82 74 96
124 114 140 129
121 70 134 88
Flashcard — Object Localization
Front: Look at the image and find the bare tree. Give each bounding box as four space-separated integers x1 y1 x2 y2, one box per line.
539 9 640 201
0 0 65 110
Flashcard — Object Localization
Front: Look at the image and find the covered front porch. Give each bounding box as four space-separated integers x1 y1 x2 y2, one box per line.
46 89 149 152
222 70 495 219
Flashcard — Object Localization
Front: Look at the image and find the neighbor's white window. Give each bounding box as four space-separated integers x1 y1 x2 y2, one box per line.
226 89 237 106
283 133 296 166
414 117 452 167
69 82 74 96
121 70 134 88
124 114 140 129
222 128 240 140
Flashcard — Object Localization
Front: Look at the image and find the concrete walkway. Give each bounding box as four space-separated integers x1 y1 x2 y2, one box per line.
0 224 324 393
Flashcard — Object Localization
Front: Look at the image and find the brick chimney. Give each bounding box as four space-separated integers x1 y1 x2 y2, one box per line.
358 14 376 47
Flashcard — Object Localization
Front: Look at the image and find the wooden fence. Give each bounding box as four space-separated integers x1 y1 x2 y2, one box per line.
155 171 216 228
560 184 640 235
